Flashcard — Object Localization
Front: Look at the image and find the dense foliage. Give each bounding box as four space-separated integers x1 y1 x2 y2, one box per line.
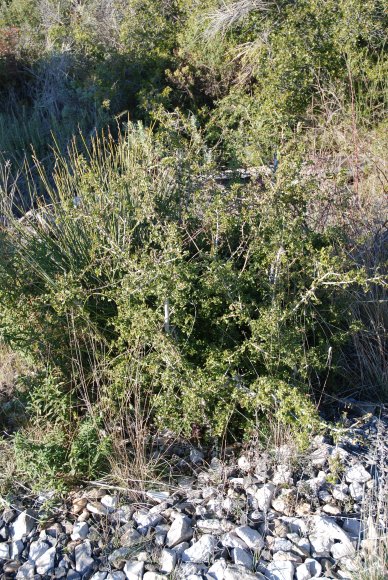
0 0 386 489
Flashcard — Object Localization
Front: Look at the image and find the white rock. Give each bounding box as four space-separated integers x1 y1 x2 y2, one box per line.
29 539 50 562
121 528 141 547
273 466 293 485
296 558 322 580
35 546 56 575
309 534 333 557
160 548 176 574
264 560 294 580
143 573 168 580
322 504 341 515
232 547 253 569
75 540 94 574
166 515 193 547
345 464 371 484
312 516 354 553
255 484 276 511
331 541 355 559
182 534 217 563
16 561 35 579
90 573 108 580
123 561 144 579
272 538 293 553
0 542 10 559
10 539 24 558
87 502 108 516
272 551 302 563
10 510 36 541
349 482 364 501
237 456 251 472
235 526 264 550
197 519 225 534
71 522 89 541
145 490 170 503
221 532 248 549
332 484 349 501
224 564 262 579
207 558 227 580
106 573 126 580
101 495 118 510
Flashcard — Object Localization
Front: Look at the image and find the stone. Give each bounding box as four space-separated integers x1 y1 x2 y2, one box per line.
10 509 36 541
273 466 293 486
235 526 264 550
166 515 193 547
345 464 371 484
71 522 89 541
90 573 108 580
197 519 225 534
224 565 262 579
322 504 341 515
221 532 248 549
143 574 168 580
237 456 251 472
271 538 293 553
29 539 50 563
190 448 204 464
3 561 20 574
296 558 322 580
87 502 108 516
106 573 126 580
109 547 133 569
349 482 364 501
272 551 302 563
113 505 134 523
255 484 276 511
35 546 56 575
232 547 253 569
312 516 355 555
160 548 176 574
309 534 333 557
332 484 349 501
331 541 355 559
16 561 35 579
0 541 10 559
123 561 144 579
145 490 170 503
67 571 81 580
75 541 94 574
182 534 217 563
264 560 294 580
207 558 227 580
121 528 141 547
101 495 118 510
11 539 24 558
3 508 16 523
72 498 88 514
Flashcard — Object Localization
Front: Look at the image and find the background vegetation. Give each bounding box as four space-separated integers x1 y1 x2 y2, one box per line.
0 0 386 490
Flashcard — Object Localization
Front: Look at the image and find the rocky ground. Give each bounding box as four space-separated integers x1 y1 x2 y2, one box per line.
0 405 387 580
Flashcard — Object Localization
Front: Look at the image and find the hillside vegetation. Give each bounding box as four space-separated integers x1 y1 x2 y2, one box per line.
0 0 387 490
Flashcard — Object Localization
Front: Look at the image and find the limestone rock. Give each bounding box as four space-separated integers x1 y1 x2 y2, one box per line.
182 534 217 563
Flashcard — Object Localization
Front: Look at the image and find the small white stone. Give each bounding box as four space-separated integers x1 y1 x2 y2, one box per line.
71 522 89 541
16 561 35 579
232 547 253 569
166 515 193 547
90 573 108 580
101 495 118 510
331 541 355 559
296 558 322 580
87 502 108 516
0 542 10 559
10 510 36 541
237 456 251 472
235 526 264 550
35 546 56 575
221 532 248 549
10 539 24 558
143 573 168 580
345 464 371 484
207 558 227 580
265 560 294 580
349 482 364 501
182 534 217 563
123 561 144 580
255 484 276 511
75 540 94 574
145 490 170 503
106 573 126 580
332 484 349 501
160 548 176 574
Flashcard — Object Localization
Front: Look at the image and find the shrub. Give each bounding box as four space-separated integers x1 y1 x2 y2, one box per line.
0 119 381 486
